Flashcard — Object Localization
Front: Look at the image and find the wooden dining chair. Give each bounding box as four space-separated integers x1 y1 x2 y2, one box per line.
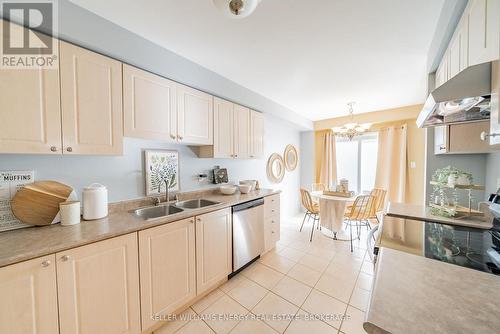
299 188 320 242
344 195 376 252
368 188 387 223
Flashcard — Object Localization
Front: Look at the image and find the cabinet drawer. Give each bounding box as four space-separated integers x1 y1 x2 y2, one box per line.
264 194 280 218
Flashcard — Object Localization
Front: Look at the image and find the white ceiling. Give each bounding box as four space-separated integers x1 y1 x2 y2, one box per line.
70 0 445 121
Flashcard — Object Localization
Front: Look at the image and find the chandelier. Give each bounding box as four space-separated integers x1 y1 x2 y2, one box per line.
332 102 371 140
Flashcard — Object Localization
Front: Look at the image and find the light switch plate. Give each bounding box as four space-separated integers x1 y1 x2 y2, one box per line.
410 161 416 169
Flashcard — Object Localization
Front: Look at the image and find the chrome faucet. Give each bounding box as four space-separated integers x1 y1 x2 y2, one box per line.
152 179 169 206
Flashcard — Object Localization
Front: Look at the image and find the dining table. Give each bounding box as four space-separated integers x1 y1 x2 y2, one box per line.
311 191 358 239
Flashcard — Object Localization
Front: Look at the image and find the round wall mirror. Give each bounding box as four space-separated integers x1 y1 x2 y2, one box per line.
284 145 298 171
267 153 285 183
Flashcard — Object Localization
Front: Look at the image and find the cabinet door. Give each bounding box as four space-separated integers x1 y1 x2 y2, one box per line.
196 208 232 295
458 18 469 72
138 218 196 331
177 84 213 145
468 0 500 66
435 56 448 88
0 22 61 154
0 255 59 334
233 105 250 159
57 233 141 334
449 36 461 79
250 110 264 158
449 121 495 153
123 65 177 141
213 97 234 158
59 42 123 155
434 125 448 154
264 194 280 253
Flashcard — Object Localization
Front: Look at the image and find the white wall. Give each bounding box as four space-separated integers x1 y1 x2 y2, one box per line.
300 131 315 189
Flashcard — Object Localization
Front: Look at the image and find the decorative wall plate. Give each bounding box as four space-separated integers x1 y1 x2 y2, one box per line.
284 144 298 171
267 153 285 183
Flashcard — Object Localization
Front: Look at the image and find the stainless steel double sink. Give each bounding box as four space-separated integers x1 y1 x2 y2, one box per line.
132 199 220 220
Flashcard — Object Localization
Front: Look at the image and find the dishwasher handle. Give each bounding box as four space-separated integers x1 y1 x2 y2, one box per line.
233 198 264 212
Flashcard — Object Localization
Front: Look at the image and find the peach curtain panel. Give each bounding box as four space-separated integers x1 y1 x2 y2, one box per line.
318 130 337 189
375 124 407 241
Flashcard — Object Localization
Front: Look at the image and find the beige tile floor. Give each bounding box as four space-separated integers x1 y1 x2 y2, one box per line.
155 215 374 334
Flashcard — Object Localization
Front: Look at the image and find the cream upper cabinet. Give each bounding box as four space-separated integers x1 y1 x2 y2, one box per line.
250 110 264 158
213 97 235 158
0 22 62 154
56 233 141 334
0 66 62 154
435 54 448 88
138 218 196 331
449 16 469 79
59 42 123 155
123 65 177 142
468 0 500 66
0 255 59 334
233 105 250 159
177 84 213 145
196 208 232 295
206 98 263 159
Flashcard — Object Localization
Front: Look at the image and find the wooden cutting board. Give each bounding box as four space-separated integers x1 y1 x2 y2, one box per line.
11 181 74 226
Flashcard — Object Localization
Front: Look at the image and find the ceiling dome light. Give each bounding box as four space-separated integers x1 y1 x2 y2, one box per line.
212 0 261 18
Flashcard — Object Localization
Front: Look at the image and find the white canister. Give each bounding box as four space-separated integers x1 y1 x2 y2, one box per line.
82 183 108 220
60 201 81 226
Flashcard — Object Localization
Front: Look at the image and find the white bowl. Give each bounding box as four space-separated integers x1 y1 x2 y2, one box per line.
238 184 252 194
220 185 237 195
240 180 257 190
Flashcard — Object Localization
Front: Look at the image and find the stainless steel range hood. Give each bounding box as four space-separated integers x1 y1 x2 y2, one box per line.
417 62 492 128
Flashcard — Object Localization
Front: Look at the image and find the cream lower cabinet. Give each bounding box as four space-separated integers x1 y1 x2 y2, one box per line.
56 233 141 334
0 255 59 334
138 218 196 331
59 42 123 155
263 194 280 253
196 208 232 295
123 65 177 142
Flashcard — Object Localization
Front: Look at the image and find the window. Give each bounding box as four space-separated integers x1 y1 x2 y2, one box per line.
336 133 378 194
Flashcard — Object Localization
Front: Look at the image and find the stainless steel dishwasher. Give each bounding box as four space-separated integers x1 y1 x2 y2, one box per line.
232 198 264 273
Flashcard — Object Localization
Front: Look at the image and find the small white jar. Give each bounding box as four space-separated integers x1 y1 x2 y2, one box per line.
60 201 81 226
82 183 108 220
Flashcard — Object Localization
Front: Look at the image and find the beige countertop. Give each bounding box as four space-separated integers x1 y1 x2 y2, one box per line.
386 202 492 230
0 189 279 268
364 248 500 334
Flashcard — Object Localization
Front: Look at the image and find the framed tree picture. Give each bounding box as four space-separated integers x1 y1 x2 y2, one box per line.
145 150 180 196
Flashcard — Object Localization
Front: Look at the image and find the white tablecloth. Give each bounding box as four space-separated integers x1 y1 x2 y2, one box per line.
311 192 357 233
